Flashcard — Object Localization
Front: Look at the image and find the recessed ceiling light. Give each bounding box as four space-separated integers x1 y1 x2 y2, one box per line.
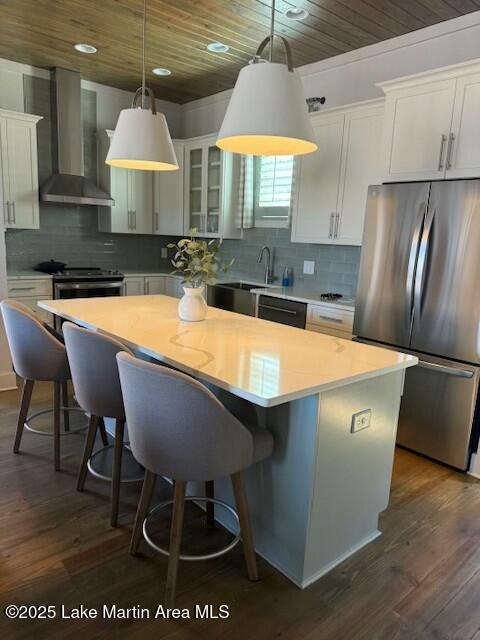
284 7 309 21
152 67 172 76
74 43 97 54
207 42 230 53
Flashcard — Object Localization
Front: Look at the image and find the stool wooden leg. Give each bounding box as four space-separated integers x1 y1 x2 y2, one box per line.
13 379 34 454
98 417 109 446
111 419 125 527
231 471 258 581
130 470 156 556
53 381 61 472
77 415 99 491
165 479 186 607
205 480 215 529
61 381 70 432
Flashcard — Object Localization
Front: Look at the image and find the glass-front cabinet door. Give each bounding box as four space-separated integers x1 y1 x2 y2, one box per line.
185 140 227 238
187 146 204 233
206 145 222 234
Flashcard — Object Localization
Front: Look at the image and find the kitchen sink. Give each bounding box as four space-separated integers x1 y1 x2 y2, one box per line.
216 281 261 291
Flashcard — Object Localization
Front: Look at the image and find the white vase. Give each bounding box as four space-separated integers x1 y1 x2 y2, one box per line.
178 285 207 322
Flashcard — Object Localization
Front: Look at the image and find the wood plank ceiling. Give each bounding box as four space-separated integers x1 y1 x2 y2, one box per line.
0 0 478 103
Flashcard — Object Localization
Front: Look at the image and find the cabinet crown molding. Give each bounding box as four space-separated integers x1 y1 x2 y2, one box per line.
0 108 42 124
377 58 480 93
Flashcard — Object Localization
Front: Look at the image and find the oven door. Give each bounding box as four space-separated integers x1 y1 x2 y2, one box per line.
54 281 123 299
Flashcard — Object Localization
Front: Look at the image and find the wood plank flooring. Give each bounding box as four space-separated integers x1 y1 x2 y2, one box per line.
1 380 480 639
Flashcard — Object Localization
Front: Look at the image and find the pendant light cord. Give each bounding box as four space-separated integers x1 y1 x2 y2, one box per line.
141 0 147 108
269 0 276 62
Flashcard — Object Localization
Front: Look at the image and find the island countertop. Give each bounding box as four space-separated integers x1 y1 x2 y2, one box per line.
39 295 417 407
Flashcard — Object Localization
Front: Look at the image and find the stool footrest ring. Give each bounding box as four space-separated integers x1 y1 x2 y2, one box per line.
143 496 240 561
87 445 144 484
24 407 88 436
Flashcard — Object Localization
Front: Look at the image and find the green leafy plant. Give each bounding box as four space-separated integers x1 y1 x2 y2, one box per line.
167 229 234 288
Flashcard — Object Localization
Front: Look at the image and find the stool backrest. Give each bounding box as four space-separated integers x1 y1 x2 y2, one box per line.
63 322 132 420
116 352 254 481
0 300 68 381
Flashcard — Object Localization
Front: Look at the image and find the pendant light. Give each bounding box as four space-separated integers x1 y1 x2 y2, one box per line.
106 0 178 171
216 0 317 156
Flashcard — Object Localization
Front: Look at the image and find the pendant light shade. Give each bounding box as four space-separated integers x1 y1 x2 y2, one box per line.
105 0 178 172
106 88 178 171
217 7 317 157
217 59 317 156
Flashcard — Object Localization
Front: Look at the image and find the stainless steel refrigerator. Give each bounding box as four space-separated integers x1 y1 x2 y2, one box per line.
354 180 480 470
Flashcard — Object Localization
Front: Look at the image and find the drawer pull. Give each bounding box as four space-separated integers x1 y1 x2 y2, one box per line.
9 287 37 292
259 303 297 315
317 315 343 323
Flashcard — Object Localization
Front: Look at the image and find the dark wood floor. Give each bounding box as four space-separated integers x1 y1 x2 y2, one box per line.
1 381 480 639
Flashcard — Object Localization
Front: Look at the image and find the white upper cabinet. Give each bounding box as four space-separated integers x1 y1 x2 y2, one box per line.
184 135 241 239
153 141 184 235
292 100 383 246
98 130 153 234
447 72 480 178
0 110 42 229
291 112 344 243
379 60 480 182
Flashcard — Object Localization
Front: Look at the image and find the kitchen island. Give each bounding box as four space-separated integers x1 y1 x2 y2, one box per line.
39 295 417 588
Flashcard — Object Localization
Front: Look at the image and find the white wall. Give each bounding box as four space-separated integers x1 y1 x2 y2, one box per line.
182 11 480 138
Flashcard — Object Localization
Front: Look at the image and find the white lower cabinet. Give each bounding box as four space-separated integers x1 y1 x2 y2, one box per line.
306 303 354 339
145 276 165 295
122 276 145 296
292 99 384 246
7 278 53 325
122 275 182 298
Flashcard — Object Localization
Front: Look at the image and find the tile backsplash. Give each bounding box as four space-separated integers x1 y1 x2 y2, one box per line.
221 228 361 296
6 75 361 295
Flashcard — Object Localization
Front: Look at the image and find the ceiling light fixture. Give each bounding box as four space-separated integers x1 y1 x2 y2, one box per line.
152 67 172 76
284 7 309 21
207 42 230 53
216 0 317 156
106 0 177 172
74 43 97 54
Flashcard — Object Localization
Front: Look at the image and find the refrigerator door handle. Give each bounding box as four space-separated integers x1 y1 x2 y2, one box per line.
417 360 474 378
413 207 435 322
405 204 426 331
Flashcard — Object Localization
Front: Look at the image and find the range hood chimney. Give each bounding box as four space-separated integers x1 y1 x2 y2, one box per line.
41 68 114 206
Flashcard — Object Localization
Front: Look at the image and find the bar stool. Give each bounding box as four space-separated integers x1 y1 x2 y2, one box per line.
1 300 87 471
116 352 274 606
63 322 139 527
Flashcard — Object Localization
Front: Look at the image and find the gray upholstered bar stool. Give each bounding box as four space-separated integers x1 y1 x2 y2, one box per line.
0 300 85 471
116 352 274 606
63 322 138 527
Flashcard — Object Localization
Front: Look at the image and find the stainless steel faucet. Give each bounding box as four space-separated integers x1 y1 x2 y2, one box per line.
257 246 274 284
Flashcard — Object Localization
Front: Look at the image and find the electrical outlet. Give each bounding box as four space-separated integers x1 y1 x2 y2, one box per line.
351 409 372 433
161 248 168 258
303 260 315 275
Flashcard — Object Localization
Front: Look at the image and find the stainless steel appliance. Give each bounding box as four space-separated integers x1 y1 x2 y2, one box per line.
354 181 480 470
257 295 306 328
53 268 124 300
206 282 257 316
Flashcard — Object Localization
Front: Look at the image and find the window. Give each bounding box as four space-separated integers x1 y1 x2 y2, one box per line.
254 155 294 227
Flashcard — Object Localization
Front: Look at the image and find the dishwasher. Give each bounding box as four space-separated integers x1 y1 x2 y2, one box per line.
257 295 307 328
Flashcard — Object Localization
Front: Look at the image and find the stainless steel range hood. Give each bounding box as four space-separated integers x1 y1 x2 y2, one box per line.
41 68 114 206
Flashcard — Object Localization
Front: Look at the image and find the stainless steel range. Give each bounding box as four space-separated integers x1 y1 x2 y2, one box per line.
53 268 124 300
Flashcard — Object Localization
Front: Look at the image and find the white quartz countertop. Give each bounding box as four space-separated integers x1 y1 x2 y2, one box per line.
39 295 417 407
8 270 53 280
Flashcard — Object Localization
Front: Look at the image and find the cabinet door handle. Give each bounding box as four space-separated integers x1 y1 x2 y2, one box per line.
328 212 334 239
12 201 16 224
133 210 137 229
127 211 131 229
5 201 10 224
437 134 447 170
334 212 340 239
145 280 149 294
155 212 159 232
446 132 455 170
